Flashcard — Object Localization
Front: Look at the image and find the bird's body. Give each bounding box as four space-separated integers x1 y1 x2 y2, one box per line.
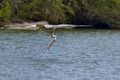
52 34 57 40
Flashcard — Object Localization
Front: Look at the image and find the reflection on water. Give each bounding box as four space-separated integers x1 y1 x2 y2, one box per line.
0 29 120 80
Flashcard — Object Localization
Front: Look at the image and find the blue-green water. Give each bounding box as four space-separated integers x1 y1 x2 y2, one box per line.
0 29 120 80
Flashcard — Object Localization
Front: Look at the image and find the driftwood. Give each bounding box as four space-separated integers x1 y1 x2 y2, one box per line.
1 21 48 30
1 21 92 30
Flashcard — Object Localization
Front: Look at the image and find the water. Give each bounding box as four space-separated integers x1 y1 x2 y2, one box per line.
0 29 120 80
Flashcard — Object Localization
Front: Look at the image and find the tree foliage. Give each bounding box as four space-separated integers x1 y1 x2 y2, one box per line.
0 0 120 27
16 0 75 23
83 0 120 27
0 1 11 22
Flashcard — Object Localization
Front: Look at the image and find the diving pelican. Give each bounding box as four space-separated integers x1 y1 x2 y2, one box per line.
47 28 57 50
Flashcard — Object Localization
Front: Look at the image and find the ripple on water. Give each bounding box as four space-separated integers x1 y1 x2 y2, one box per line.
0 29 120 80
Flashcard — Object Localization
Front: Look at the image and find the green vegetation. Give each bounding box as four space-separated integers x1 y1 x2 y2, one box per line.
0 1 11 22
0 0 120 28
83 0 120 28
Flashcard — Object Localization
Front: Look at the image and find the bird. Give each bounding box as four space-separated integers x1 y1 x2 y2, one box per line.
47 28 57 50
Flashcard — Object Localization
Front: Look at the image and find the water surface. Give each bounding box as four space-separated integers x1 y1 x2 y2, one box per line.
0 29 120 80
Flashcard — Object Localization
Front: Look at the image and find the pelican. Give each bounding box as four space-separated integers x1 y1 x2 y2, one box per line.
47 28 57 50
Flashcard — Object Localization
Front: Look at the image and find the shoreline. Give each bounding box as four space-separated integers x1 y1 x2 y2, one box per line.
0 21 93 30
0 21 120 30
